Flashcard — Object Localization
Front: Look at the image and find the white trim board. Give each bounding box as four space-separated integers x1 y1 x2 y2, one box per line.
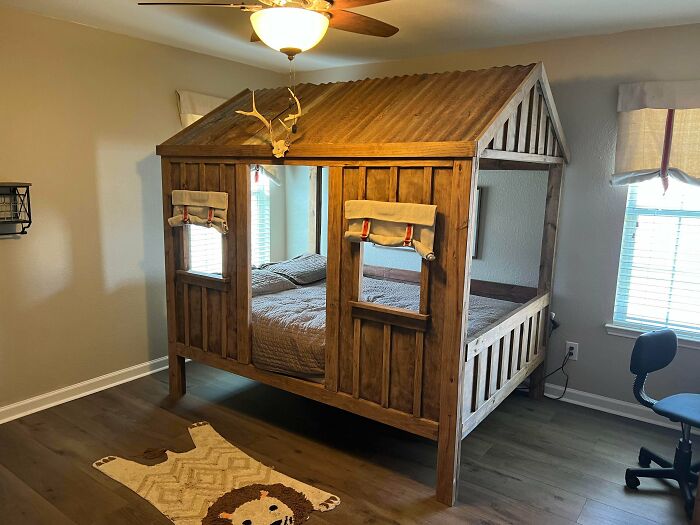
0 357 168 425
545 383 700 436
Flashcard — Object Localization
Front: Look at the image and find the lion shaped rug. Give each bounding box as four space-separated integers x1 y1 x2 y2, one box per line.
93 422 340 525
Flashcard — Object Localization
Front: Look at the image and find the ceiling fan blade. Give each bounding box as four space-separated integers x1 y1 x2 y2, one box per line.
137 2 253 7
329 9 398 37
330 0 390 8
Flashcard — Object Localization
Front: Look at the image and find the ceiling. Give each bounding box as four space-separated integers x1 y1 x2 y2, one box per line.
3 0 700 72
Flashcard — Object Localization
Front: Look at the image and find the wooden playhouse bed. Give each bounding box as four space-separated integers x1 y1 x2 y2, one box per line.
157 63 569 505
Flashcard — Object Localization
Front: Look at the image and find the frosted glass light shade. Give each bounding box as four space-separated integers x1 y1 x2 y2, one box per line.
251 7 329 57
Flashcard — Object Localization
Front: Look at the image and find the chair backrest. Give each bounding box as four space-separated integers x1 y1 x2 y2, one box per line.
630 329 677 375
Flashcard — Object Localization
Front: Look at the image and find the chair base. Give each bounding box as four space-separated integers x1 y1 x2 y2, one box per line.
625 439 698 519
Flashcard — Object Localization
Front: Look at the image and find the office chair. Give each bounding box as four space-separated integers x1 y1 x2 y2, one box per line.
624 329 700 518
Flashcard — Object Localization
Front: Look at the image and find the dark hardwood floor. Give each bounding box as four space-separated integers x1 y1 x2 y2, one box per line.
0 362 690 524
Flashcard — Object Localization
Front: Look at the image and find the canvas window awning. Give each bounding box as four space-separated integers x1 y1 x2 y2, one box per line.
168 190 228 234
344 200 437 261
612 80 700 190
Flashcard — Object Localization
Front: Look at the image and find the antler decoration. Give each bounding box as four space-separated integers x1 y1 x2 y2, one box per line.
236 88 303 159
236 91 272 136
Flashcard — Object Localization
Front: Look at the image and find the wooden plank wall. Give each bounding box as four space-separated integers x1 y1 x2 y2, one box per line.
163 160 240 365
326 164 454 423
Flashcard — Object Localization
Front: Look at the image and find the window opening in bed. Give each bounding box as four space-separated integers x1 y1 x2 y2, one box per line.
249 165 329 381
360 244 422 313
188 226 222 275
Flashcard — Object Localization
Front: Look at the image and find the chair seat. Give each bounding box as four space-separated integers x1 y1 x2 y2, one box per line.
652 393 700 427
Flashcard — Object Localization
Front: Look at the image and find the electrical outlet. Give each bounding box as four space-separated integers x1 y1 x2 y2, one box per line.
566 341 579 361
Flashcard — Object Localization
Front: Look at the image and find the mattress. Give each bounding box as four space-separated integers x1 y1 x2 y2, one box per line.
251 277 519 379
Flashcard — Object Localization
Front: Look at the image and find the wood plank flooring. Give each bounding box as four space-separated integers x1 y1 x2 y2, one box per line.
0 362 690 524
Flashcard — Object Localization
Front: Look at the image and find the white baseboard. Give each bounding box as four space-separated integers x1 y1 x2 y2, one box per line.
0 356 169 425
545 383 699 436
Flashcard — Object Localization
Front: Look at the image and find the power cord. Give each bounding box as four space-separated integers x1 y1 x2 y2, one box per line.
517 312 572 400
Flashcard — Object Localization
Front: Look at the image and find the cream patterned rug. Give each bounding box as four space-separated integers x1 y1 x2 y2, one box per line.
93 422 340 525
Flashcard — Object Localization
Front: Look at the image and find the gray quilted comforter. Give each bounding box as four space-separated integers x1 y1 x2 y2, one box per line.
251 277 518 379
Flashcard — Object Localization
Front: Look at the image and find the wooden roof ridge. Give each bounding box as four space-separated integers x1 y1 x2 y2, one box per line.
158 63 569 161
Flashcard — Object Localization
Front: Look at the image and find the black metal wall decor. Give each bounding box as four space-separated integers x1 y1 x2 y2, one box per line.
0 182 32 236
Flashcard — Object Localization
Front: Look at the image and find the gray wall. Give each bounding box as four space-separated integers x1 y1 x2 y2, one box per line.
0 6 283 408
471 171 547 287
298 23 700 403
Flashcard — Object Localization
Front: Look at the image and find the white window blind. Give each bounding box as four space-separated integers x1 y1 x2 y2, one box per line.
189 225 223 274
613 181 700 339
251 170 271 266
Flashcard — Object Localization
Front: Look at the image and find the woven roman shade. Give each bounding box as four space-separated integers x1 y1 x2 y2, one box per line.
169 190 229 234
612 80 700 189
344 200 437 260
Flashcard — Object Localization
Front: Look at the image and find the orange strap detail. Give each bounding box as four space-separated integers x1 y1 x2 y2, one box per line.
403 224 414 247
360 219 371 241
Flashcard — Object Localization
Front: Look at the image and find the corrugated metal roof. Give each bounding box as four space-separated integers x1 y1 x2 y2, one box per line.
161 64 545 157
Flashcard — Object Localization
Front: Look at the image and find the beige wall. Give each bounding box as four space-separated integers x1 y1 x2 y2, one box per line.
298 23 700 404
0 6 283 407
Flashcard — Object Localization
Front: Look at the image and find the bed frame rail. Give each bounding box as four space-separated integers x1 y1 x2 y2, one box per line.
461 292 550 438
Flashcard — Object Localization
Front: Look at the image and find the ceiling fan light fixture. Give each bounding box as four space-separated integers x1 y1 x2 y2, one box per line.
251 7 329 58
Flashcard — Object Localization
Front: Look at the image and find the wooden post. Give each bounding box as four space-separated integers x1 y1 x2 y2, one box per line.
530 163 564 399
436 159 477 505
161 159 186 398
235 163 252 364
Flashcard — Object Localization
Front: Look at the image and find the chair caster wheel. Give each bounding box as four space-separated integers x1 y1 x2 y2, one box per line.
638 449 651 468
625 470 640 489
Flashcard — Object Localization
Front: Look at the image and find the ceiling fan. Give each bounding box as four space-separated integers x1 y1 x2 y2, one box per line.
138 0 398 59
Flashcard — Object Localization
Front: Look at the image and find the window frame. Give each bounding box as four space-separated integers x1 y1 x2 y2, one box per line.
611 182 700 342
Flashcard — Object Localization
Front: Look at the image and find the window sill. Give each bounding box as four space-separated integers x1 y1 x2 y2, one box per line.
176 270 230 291
605 323 700 351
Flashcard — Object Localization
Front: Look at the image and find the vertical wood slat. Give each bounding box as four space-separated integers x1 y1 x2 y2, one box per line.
381 324 391 408
388 167 398 202
419 167 433 314
324 166 343 392
514 323 524 373
202 287 208 352
493 124 505 151
547 122 555 156
220 293 227 358
463 357 475 415
505 113 517 152
413 332 424 417
528 87 540 154
499 332 512 387
183 283 190 347
219 164 229 277
537 98 547 155
352 319 361 398
475 352 488 408
488 346 499 398
517 93 531 153
235 163 252 364
225 164 238 360
527 315 537 362
179 163 191 271
358 166 367 199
